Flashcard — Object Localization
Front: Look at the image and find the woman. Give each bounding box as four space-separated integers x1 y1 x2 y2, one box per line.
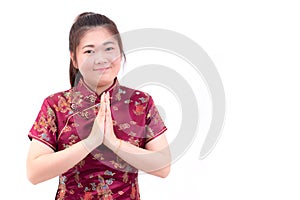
26 12 171 200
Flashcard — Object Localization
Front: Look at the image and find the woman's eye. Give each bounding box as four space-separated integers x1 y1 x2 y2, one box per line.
84 50 94 54
106 47 114 51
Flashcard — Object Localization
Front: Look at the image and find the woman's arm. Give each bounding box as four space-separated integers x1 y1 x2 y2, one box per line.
26 139 90 185
26 94 106 185
107 134 171 178
103 93 171 178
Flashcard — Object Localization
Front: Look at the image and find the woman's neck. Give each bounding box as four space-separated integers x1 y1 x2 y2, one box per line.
95 80 115 95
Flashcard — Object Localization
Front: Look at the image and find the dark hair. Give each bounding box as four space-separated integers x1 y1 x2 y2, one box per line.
69 12 125 87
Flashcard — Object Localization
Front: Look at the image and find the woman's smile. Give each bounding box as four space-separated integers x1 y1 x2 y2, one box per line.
92 66 112 71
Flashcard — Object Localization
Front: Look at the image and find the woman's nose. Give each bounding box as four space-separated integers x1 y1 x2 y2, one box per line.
94 54 109 65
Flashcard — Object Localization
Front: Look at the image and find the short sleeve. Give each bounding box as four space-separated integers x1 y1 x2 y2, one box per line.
145 96 167 143
28 98 57 151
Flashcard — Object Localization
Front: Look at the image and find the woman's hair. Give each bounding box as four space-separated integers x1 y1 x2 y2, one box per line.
69 12 125 87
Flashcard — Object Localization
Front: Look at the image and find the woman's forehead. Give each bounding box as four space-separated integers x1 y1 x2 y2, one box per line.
79 26 118 47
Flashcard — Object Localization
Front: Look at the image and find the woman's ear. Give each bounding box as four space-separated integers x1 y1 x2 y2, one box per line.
70 52 77 68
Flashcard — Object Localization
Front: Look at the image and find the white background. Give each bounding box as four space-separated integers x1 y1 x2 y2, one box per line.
1 0 300 199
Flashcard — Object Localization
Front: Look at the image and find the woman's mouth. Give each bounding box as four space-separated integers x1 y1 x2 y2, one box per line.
93 67 111 71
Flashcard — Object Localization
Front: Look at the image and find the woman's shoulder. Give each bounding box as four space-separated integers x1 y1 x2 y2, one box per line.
42 88 73 105
119 84 149 96
118 84 153 104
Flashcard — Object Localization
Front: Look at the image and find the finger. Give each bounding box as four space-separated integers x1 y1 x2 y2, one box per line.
99 92 105 113
105 93 112 119
106 92 110 104
105 92 110 105
106 95 113 130
98 92 106 120
105 108 112 135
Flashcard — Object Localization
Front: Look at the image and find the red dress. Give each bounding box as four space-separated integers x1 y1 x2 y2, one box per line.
28 78 167 200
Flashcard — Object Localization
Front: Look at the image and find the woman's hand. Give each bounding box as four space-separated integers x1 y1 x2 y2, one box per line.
83 92 119 153
102 92 119 151
82 92 106 152
84 92 171 178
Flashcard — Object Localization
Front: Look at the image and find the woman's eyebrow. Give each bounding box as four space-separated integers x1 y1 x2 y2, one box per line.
82 41 115 49
103 41 115 46
82 44 95 49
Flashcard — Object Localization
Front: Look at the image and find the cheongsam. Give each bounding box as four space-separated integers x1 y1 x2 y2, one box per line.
28 78 167 200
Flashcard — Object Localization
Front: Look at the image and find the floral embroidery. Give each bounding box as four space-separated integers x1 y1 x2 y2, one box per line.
124 99 132 104
53 95 71 114
122 165 133 183
138 97 147 103
92 152 104 161
70 91 84 110
97 175 113 199
57 176 67 200
83 192 93 200
105 178 115 185
118 123 130 130
84 94 97 103
61 125 71 133
33 106 57 138
112 106 118 111
28 78 166 200
68 134 79 145
134 105 145 115
104 170 115 176
77 160 85 168
129 121 137 125
145 125 155 139
130 183 136 199
110 159 127 169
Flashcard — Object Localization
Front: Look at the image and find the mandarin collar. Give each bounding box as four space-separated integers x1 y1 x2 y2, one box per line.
73 77 119 104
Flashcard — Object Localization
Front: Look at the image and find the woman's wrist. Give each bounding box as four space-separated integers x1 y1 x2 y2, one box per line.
82 137 98 153
113 139 122 155
106 138 122 154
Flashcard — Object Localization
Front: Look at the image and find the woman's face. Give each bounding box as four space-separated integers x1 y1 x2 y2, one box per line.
73 26 121 91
